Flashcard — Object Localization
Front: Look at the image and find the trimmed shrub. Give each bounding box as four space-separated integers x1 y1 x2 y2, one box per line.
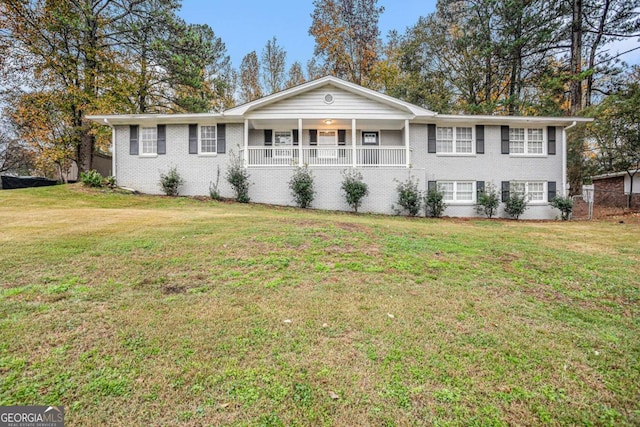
394 177 422 216
504 191 529 220
80 170 103 187
425 188 447 217
289 165 315 208
341 169 369 213
226 152 251 203
551 196 573 220
159 166 184 196
476 183 500 218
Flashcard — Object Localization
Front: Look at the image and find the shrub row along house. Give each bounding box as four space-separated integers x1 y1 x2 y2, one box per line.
88 76 591 219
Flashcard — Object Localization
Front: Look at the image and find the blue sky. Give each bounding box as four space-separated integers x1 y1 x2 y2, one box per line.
178 0 435 69
178 0 640 70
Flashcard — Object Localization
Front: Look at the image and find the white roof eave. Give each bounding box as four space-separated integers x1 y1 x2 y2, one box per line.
224 76 437 117
86 112 225 126
423 114 593 126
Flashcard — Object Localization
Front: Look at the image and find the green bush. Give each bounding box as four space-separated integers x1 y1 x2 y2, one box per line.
289 165 315 208
504 191 529 220
159 166 184 196
476 183 500 218
551 196 574 220
394 177 422 216
425 188 447 217
226 152 251 203
341 169 369 213
103 176 117 189
80 170 103 187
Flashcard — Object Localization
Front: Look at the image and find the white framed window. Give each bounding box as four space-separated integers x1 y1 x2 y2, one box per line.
510 181 546 202
509 128 545 155
274 130 292 146
140 127 157 155
200 125 217 154
363 132 378 144
437 181 475 203
436 126 473 154
273 130 293 158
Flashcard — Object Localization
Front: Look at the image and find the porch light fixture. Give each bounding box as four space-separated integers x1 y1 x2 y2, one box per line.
324 119 332 125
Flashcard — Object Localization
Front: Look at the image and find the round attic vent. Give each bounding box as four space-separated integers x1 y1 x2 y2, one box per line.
324 93 334 104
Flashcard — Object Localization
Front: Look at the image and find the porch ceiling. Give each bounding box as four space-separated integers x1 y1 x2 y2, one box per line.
248 118 406 130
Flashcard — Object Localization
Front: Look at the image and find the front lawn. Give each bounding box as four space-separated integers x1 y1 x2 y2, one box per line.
1 185 638 426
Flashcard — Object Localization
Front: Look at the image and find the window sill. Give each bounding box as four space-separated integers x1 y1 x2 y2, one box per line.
436 153 476 157
444 201 476 205
508 154 547 158
138 154 158 158
198 153 218 157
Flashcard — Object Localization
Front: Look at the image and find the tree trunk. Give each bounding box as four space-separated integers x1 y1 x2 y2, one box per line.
585 0 611 108
78 2 99 174
570 0 583 115
78 123 94 173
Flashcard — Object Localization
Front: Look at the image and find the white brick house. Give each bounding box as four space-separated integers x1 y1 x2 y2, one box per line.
88 76 591 219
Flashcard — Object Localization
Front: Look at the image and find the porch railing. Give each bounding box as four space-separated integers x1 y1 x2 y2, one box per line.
241 146 407 167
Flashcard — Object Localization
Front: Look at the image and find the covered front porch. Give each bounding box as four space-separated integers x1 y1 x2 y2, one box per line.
240 117 412 168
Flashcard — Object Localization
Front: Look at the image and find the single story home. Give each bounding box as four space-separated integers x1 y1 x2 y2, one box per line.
591 170 640 209
88 76 591 219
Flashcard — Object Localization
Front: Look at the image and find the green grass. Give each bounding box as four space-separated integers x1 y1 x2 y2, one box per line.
1 185 639 426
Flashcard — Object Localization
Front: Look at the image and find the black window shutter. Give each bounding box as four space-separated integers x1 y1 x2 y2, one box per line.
501 181 510 202
217 124 226 153
157 125 166 155
501 126 510 154
188 124 198 154
476 125 485 154
548 181 557 201
292 129 299 146
476 181 485 199
338 129 346 145
309 129 317 145
427 124 436 153
129 125 139 155
264 129 273 146
547 126 556 155
427 181 437 192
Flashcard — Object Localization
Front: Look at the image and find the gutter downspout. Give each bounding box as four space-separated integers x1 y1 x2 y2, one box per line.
104 119 116 179
562 121 577 196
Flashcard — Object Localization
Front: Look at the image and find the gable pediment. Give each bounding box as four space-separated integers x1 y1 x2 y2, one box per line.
223 76 436 119
245 83 412 119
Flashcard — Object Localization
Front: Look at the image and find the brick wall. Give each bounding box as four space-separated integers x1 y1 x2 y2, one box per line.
593 176 640 209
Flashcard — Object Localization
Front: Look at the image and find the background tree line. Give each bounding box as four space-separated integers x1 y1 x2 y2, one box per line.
1 0 639 196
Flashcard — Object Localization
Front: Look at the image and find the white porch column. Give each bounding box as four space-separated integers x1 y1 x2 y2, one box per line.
243 119 249 167
298 118 303 167
352 119 357 168
405 119 410 168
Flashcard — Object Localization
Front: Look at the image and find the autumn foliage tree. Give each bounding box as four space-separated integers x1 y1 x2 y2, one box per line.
585 68 640 207
261 37 287 94
309 0 383 86
0 0 231 176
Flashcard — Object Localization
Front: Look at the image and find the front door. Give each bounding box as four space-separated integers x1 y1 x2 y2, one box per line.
318 130 337 159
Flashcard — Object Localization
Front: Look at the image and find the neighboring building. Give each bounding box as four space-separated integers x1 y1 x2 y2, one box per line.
591 170 640 209
63 152 113 182
87 76 591 219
